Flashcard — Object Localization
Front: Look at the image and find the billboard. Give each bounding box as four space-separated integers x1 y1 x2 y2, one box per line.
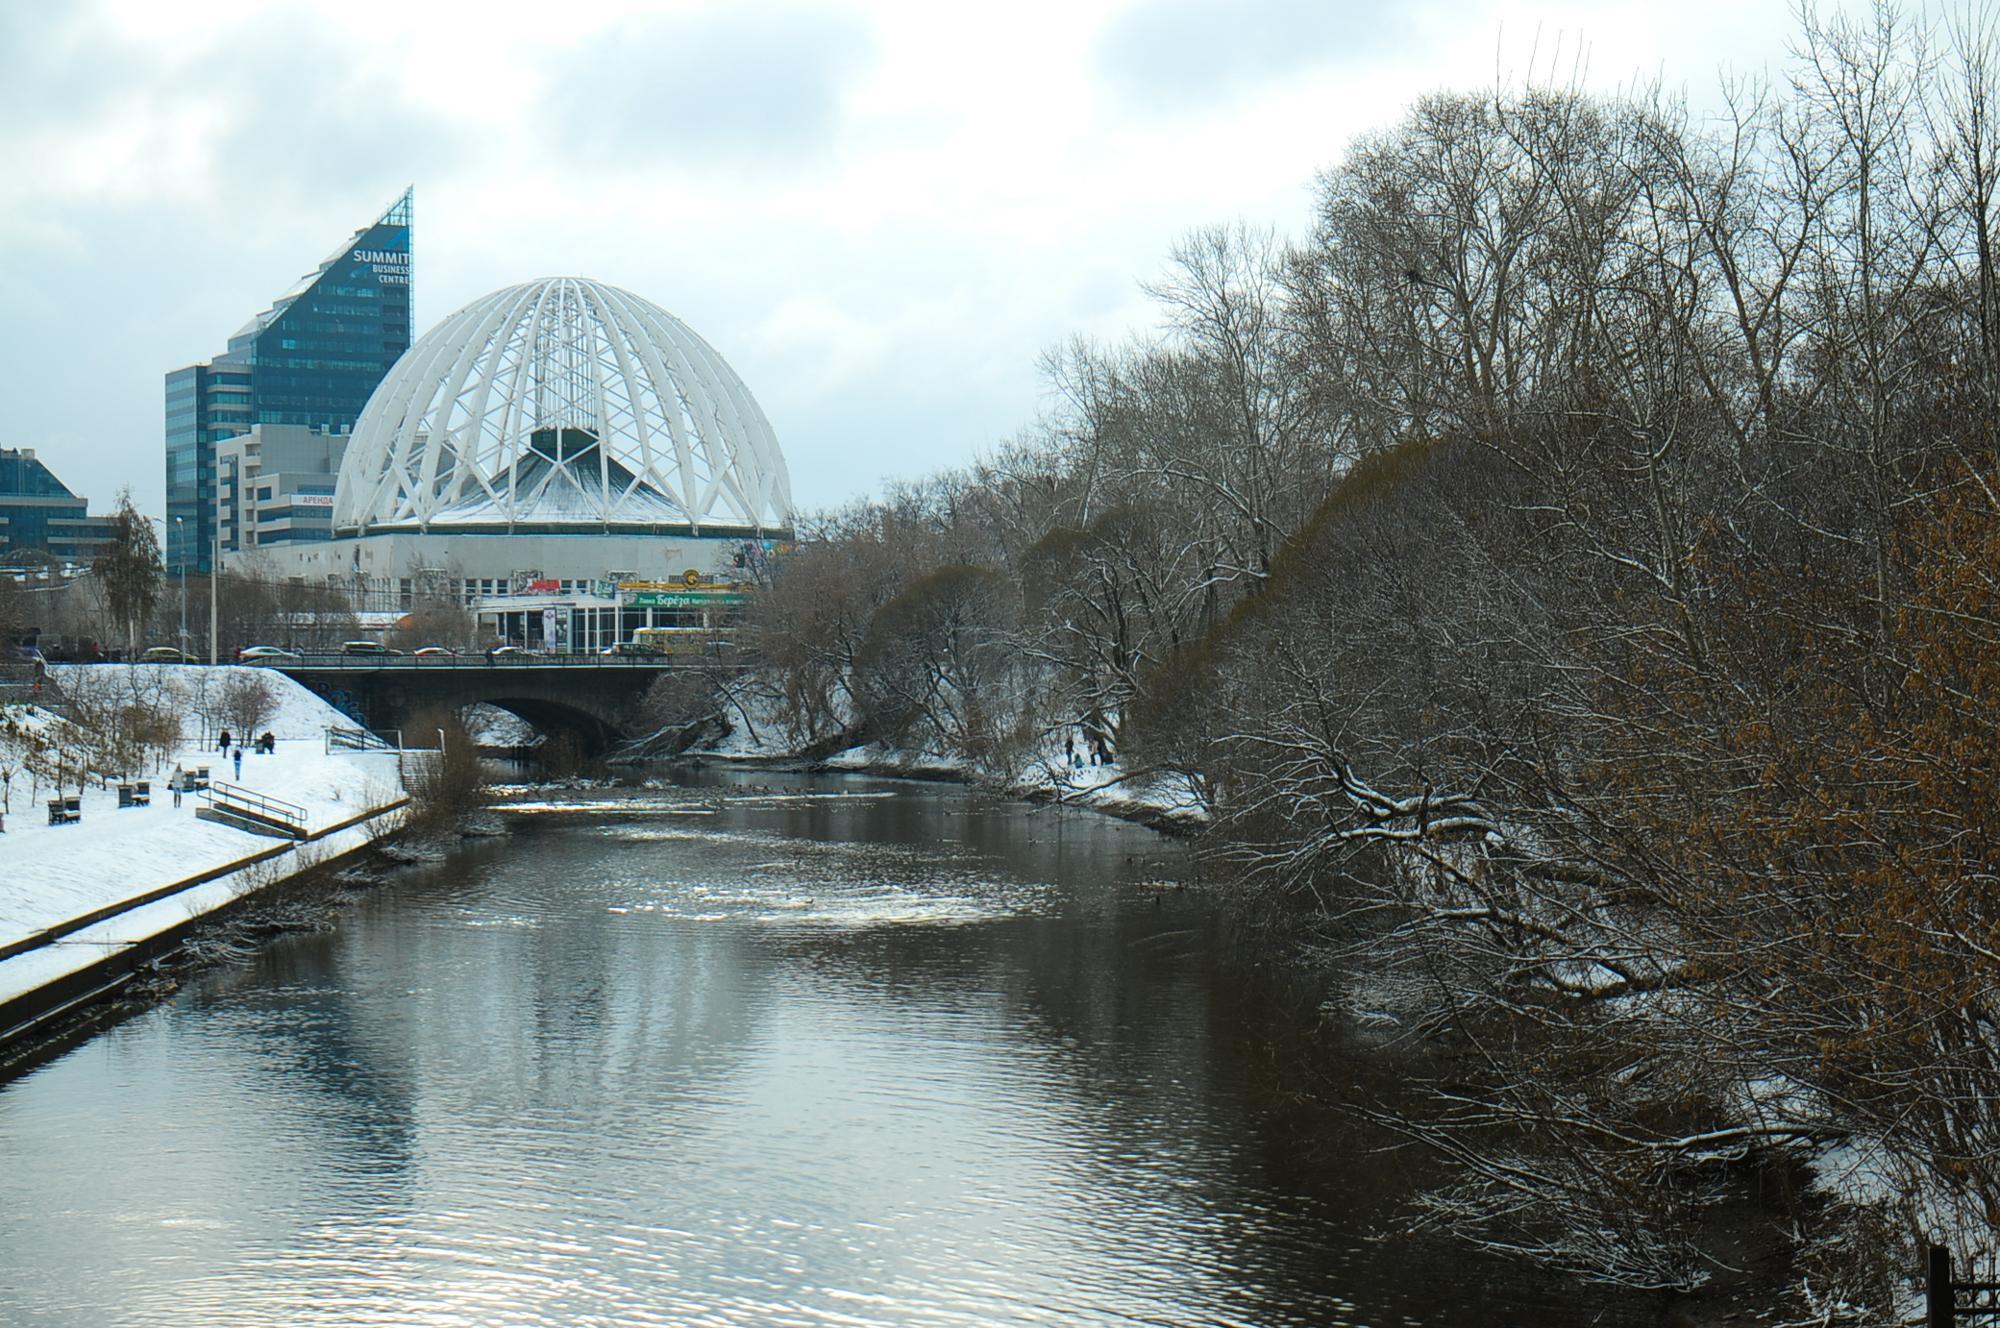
627 590 747 609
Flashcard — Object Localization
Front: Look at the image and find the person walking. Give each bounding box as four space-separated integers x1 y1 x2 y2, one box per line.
231 746 243 781
218 728 231 754
170 765 184 808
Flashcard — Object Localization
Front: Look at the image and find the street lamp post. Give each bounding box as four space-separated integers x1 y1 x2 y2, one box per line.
210 520 220 665
173 517 188 656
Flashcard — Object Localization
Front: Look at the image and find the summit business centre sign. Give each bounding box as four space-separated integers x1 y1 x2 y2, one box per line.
351 247 410 286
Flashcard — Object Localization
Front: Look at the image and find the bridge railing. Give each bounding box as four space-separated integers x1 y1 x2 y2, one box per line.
273 653 686 670
0 683 64 718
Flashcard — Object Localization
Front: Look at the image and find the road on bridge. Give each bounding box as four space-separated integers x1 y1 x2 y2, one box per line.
264 654 691 671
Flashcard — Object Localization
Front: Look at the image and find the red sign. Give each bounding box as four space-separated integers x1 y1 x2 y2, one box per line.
525 578 561 593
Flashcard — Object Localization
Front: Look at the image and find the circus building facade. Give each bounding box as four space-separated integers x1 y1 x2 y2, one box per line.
239 276 795 648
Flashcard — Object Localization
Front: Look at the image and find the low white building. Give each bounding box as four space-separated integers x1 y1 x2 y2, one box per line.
238 528 771 606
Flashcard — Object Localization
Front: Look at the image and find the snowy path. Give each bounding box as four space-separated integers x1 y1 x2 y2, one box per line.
0 667 407 1015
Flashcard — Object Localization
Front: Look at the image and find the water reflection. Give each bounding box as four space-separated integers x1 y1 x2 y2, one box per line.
0 771 1650 1326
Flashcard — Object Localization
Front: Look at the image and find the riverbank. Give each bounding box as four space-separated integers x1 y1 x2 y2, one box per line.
0 765 1701 1328
0 666 408 1052
670 705 1209 837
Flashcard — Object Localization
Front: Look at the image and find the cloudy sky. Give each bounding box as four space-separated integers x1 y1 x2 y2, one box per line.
0 0 1852 521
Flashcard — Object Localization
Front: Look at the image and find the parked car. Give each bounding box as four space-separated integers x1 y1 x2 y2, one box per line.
140 646 199 663
38 637 104 663
340 640 406 656
601 641 665 658
237 645 301 662
413 646 456 657
487 644 527 659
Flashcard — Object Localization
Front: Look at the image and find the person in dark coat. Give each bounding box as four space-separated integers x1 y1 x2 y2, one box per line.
218 728 231 753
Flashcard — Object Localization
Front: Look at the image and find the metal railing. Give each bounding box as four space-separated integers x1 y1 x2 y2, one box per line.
325 725 401 753
1930 1246 2000 1325
0 664 65 717
1928 1248 2000 1320
0 682 59 712
44 650 714 671
44 651 706 672
272 652 688 670
199 780 306 834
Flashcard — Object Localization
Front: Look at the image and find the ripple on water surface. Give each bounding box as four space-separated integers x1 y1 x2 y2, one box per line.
484 793 1049 931
0 778 1651 1328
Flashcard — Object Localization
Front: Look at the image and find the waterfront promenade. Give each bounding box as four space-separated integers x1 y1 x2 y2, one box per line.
0 667 407 1041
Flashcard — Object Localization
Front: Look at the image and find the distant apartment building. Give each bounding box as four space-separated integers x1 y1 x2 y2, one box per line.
216 425 345 558
165 188 413 573
0 448 115 563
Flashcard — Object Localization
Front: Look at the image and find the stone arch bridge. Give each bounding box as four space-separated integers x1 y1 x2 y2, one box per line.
274 657 680 750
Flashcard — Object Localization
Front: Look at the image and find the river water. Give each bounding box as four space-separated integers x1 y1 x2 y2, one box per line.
0 770 1663 1327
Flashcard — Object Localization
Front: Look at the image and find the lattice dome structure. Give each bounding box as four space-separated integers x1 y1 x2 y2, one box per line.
333 277 791 534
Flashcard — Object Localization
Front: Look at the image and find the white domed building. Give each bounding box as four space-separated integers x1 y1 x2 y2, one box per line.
335 277 789 536
241 278 794 648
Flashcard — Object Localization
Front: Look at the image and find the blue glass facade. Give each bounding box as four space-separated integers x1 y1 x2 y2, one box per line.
164 361 252 571
0 448 115 562
166 188 412 572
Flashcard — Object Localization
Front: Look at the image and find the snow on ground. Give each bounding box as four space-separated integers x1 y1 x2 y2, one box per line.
0 667 406 1009
464 702 541 748
1029 761 1210 830
0 814 392 1013
821 744 970 777
1003 727 1210 830
693 685 803 760
689 700 1210 831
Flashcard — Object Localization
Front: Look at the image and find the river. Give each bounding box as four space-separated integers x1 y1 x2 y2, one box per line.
0 768 1667 1326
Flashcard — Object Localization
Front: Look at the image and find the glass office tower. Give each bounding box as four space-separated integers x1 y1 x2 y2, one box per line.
0 448 115 562
165 188 412 572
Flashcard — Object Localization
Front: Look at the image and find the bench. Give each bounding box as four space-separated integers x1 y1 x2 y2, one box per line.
46 797 80 826
190 767 210 790
117 781 152 808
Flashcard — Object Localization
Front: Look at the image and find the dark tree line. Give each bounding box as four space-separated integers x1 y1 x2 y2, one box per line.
727 4 2000 1310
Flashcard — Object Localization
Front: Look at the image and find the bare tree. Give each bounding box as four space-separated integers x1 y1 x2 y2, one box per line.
852 564 1022 762
0 573 27 652
216 672 279 740
699 7 2000 1306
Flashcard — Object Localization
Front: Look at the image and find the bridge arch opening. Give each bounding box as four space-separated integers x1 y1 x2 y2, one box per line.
279 659 663 761
472 698 617 758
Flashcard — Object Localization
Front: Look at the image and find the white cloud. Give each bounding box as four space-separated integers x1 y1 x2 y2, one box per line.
0 0 1868 520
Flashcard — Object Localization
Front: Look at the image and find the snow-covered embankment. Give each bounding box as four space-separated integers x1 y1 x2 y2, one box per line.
686 688 1208 835
0 666 408 1045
